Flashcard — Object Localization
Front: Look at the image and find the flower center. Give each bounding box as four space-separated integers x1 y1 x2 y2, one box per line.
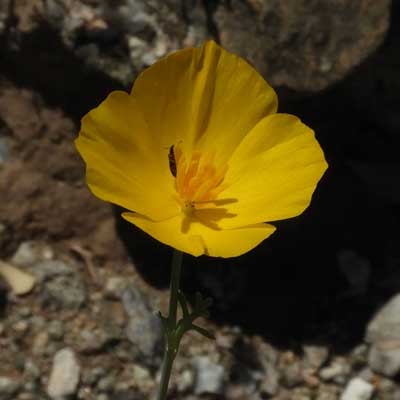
170 144 228 214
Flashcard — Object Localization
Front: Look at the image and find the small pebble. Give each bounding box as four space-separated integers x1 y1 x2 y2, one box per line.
178 369 195 392
18 307 32 318
47 348 81 399
97 375 116 392
320 361 349 382
104 276 128 299
48 320 64 340
13 320 29 333
24 359 41 379
281 361 303 388
32 331 49 356
0 376 20 399
303 345 329 369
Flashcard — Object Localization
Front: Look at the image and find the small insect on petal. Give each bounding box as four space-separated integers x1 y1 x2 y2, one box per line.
168 145 177 177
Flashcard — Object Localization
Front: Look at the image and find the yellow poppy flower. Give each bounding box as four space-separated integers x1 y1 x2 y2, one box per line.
75 40 328 258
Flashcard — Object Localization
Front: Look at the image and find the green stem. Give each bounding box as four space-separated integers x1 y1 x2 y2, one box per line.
157 249 183 400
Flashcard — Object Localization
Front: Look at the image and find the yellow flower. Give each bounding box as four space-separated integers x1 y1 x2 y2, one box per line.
75 40 328 258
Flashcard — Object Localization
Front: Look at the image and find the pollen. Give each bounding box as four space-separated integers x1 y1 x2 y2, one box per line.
171 144 228 213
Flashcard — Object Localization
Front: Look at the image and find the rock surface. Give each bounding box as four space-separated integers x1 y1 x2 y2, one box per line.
28 0 391 93
366 294 400 343
213 0 391 92
122 286 163 361
368 341 400 377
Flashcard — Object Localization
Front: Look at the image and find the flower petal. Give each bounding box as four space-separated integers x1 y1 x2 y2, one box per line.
219 114 328 227
131 40 277 161
122 212 205 257
193 222 276 258
76 91 179 221
122 212 276 258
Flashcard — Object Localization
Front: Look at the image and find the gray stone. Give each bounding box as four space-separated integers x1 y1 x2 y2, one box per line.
47 320 64 341
42 275 86 310
18 307 32 318
47 348 81 399
260 363 280 396
292 387 313 400
104 276 129 300
28 260 73 282
368 340 400 377
24 359 41 380
0 376 20 399
122 287 162 359
29 315 46 331
82 367 107 386
316 384 340 400
319 360 350 383
340 377 374 400
32 331 49 356
303 345 329 370
97 375 116 393
366 293 400 343
77 326 121 354
351 344 369 366
11 241 54 267
192 356 225 395
281 361 303 388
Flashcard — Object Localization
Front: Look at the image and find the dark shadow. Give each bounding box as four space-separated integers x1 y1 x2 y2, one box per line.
0 21 125 123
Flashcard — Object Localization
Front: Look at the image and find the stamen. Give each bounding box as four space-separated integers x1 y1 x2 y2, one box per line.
170 144 228 213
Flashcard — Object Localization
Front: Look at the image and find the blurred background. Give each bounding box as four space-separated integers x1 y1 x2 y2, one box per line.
0 1 399 399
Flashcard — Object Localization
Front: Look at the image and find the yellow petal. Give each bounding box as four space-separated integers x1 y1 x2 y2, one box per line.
122 212 276 258
76 91 179 221
193 221 276 258
131 40 277 161
220 114 328 228
122 212 205 257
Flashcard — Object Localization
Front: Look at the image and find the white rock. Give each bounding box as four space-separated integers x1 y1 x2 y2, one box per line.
319 361 349 382
368 340 400 377
0 261 36 295
340 378 374 400
192 356 225 395
47 348 80 399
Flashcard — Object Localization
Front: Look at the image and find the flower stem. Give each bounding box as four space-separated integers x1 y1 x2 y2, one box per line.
157 249 183 400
